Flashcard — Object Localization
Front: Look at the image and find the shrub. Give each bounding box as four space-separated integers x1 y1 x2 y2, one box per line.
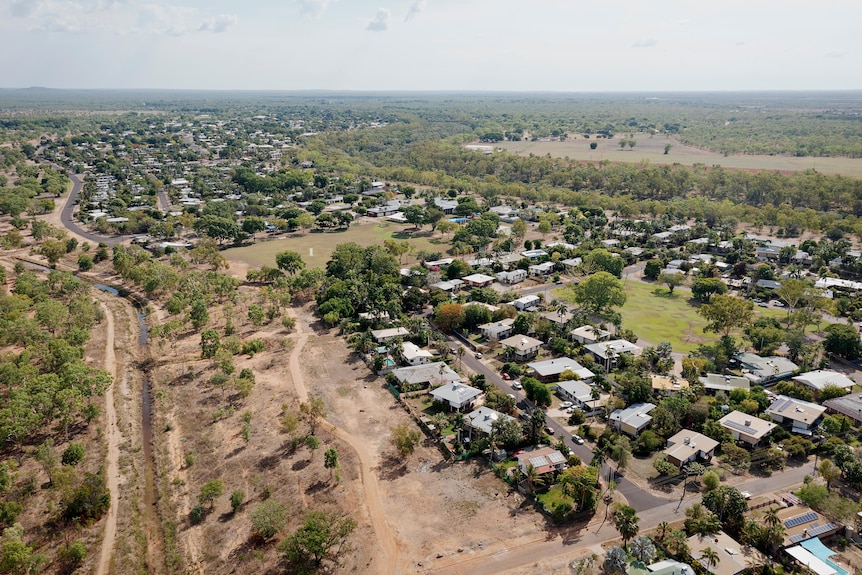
189 506 204 524
250 500 288 539
230 490 245 513
59 541 87 569
63 472 110 522
567 409 586 426
242 339 266 356
61 443 85 466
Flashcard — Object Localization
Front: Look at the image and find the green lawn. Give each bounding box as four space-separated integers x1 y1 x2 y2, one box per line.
223 220 451 269
555 280 787 354
536 484 573 511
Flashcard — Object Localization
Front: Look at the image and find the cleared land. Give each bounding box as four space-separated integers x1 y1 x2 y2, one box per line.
555 280 785 354
494 135 862 177
223 220 450 270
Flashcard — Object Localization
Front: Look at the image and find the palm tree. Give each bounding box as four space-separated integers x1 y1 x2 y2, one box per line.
629 536 657 563
457 346 465 370
611 504 639 549
656 521 671 543
665 529 689 557
763 508 780 529
700 547 720 572
524 464 539 496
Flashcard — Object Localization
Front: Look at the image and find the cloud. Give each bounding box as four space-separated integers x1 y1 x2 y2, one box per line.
10 0 40 18
632 38 657 48
198 14 237 33
297 0 332 18
366 8 390 31
825 50 846 59
405 0 425 21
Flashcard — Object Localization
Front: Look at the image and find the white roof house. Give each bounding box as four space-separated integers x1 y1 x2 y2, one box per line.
462 273 496 287
699 373 751 393
766 395 827 434
512 294 541 311
556 380 604 414
663 430 719 467
735 353 798 384
527 357 594 382
498 335 543 361
529 261 556 276
585 339 642 368
793 370 856 393
400 341 433 366
718 410 776 446
430 383 483 411
391 362 463 388
465 406 516 436
371 327 410 343
570 325 611 345
610 403 656 437
478 318 516 341
496 269 527 284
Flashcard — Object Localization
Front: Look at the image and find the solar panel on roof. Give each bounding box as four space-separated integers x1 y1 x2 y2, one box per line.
547 452 566 464
784 512 818 528
807 523 836 537
778 398 793 412
529 456 548 468
723 420 757 435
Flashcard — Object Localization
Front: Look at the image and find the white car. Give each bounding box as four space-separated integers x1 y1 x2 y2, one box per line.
474 352 483 359
559 401 574 409
512 381 523 390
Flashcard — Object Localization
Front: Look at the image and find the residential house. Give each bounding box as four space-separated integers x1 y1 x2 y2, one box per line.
561 257 582 272
585 339 642 370
367 201 401 217
516 446 568 476
430 383 483 412
391 362 463 389
756 279 782 291
556 380 604 415
785 541 847 575
663 430 719 467
609 403 656 437
462 273 496 288
529 261 556 276
734 353 798 385
644 560 695 575
464 406 516 439
496 269 528 284
699 373 751 394
545 241 577 250
651 375 690 396
687 531 767 575
718 410 776 447
793 370 856 395
429 279 464 294
521 249 548 260
512 294 541 311
776 506 842 547
400 342 433 366
463 301 499 314
823 392 862 425
766 395 826 435
527 357 595 383
433 198 458 214
478 318 515 341
371 327 410 343
755 246 781 261
498 335 543 361
541 309 576 329
570 325 611 345
424 258 454 270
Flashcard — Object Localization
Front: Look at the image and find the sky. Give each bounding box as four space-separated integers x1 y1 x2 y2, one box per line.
1 0 860 91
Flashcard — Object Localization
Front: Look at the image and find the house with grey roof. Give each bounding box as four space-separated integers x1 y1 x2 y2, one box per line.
663 430 719 467
464 406 516 438
430 383 483 412
766 395 826 435
499 334 543 361
718 410 776 447
570 325 611 345
793 370 856 395
609 403 656 437
823 392 862 425
371 327 410 343
556 380 603 415
699 373 751 394
496 269 527 284
734 353 798 384
585 339 642 370
527 357 594 383
479 318 515 341
391 362 463 389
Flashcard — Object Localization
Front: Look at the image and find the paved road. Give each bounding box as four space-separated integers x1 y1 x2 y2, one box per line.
452 339 674 513
59 173 126 246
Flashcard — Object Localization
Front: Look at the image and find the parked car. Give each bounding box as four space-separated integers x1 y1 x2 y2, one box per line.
772 300 785 307
545 426 555 435
474 352 483 359
559 401 574 409
566 406 576 413
507 393 516 400
572 434 585 445
502 372 511 380
512 381 523 390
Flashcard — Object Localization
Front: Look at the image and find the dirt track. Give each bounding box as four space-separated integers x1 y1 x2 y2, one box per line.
286 308 403 574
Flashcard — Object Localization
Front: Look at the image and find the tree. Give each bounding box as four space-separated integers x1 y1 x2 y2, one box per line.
611 504 639 549
250 499 288 539
62 443 85 466
604 546 628 575
819 459 841 490
824 323 861 360
402 205 426 229
698 295 754 337
776 278 808 316
700 547 720 572
643 259 663 280
199 479 224 509
702 485 748 532
659 272 685 294
275 250 305 275
434 303 465 333
278 510 357 571
390 423 421 456
230 490 245 513
324 448 339 482
242 216 266 240
629 536 656 563
585 249 624 278
300 395 327 435
702 470 720 491
691 277 727 302
664 143 672 155
573 271 626 313
305 435 320 458
200 328 220 359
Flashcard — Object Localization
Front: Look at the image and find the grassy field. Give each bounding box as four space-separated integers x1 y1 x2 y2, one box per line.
555 280 785 354
493 135 862 177
223 220 451 269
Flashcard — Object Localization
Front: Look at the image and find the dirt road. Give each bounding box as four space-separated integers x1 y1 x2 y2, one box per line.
95 300 122 575
286 308 403 575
